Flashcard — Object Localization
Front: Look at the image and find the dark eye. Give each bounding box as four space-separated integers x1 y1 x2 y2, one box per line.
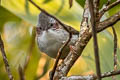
39 27 42 30
50 23 54 27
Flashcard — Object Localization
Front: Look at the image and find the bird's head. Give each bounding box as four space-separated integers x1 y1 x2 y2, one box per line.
36 12 60 35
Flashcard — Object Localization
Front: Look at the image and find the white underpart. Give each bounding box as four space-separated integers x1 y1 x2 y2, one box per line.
37 29 78 58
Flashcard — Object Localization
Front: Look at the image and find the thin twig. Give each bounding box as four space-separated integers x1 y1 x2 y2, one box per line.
88 0 101 80
50 33 72 80
99 0 120 18
112 26 117 70
101 70 120 78
112 26 117 79
111 26 118 80
18 65 25 80
97 11 120 32
61 70 120 80
0 35 14 80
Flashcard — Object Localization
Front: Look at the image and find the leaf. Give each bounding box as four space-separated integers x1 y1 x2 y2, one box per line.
0 6 21 32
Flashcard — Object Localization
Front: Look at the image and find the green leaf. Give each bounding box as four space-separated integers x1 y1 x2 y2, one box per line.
0 6 21 32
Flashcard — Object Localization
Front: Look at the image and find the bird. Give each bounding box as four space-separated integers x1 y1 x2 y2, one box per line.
36 12 79 59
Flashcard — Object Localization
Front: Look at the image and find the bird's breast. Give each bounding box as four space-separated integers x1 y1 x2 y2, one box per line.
37 29 68 58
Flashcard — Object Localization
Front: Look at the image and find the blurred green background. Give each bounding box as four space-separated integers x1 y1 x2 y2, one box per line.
0 0 120 80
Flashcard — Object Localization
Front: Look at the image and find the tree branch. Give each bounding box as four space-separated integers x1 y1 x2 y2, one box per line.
97 11 120 32
112 26 118 80
61 70 120 80
88 0 101 80
112 26 117 71
54 6 120 80
53 0 90 79
0 35 14 80
99 0 120 18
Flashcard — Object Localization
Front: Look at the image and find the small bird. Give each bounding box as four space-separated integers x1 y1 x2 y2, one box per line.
36 12 79 59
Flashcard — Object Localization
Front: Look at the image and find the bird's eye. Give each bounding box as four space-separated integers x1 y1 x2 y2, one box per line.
39 27 42 30
50 23 54 27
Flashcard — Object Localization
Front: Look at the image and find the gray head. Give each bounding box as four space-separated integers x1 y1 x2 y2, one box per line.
37 12 56 31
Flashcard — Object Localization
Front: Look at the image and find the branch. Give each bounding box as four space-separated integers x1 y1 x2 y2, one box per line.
99 0 120 18
97 11 120 32
53 0 90 79
61 70 120 80
112 26 117 70
112 26 118 80
88 0 101 80
54 4 120 80
61 75 94 80
0 35 14 80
